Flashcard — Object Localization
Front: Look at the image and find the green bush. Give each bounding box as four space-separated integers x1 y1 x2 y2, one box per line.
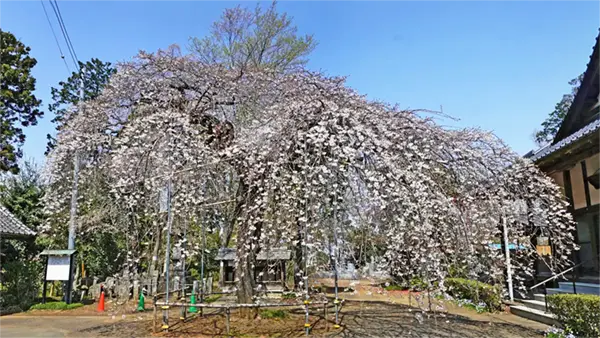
547 294 600 337
385 276 429 292
282 292 297 299
0 260 42 311
203 294 222 303
445 278 501 311
29 302 84 311
409 277 428 291
384 284 405 291
260 309 288 319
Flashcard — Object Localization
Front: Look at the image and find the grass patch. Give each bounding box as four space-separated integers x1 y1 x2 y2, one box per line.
29 302 84 311
281 292 297 299
203 294 222 303
384 285 406 291
260 309 288 319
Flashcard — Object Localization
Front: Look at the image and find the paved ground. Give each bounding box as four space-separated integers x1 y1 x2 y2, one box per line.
0 315 122 337
0 280 550 337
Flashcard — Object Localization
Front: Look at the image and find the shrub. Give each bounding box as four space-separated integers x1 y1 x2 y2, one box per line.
409 277 428 291
547 294 600 338
0 260 42 311
203 294 222 303
29 302 84 311
544 326 576 338
445 278 501 311
260 309 288 319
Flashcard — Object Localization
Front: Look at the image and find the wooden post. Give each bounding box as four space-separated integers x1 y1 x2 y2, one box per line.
65 254 75 304
42 256 48 303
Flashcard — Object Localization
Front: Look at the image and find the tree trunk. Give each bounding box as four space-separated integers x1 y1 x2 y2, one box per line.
235 219 256 318
149 220 162 275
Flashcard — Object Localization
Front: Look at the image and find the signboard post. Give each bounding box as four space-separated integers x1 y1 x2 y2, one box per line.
40 250 76 304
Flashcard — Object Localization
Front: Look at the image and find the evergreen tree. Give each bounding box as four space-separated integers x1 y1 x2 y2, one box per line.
46 58 116 154
0 30 43 174
534 74 584 146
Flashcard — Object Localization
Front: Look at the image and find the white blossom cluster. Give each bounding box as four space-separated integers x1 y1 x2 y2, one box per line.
43 46 576 297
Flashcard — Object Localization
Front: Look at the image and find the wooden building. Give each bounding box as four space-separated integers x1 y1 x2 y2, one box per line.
526 31 600 280
215 247 291 292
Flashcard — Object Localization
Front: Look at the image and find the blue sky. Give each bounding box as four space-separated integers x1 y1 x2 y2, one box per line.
2 1 599 165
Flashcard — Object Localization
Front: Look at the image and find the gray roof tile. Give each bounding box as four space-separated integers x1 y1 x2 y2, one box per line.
0 204 35 237
529 118 600 162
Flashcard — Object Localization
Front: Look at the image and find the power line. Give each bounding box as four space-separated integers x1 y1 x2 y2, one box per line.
47 0 79 71
40 0 71 73
52 0 79 65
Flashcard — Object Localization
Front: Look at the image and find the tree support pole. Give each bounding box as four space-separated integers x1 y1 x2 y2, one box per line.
162 179 173 330
502 216 514 302
225 307 231 337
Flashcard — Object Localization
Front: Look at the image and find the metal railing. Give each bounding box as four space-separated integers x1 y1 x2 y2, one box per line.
529 254 599 312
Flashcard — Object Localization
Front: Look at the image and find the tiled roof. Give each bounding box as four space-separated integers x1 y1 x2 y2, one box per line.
0 204 35 237
528 118 600 162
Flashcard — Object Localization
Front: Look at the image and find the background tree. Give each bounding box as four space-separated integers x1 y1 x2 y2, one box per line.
0 30 42 174
189 1 316 74
190 1 317 285
0 159 45 233
0 159 45 311
45 58 116 154
534 74 584 146
0 159 45 260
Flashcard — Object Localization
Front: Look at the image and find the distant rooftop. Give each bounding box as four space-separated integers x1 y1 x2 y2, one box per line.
215 247 291 261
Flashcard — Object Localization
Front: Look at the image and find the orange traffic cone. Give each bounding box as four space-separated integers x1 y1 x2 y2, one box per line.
97 287 105 312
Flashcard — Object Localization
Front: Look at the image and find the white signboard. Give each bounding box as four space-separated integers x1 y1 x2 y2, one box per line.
46 256 71 281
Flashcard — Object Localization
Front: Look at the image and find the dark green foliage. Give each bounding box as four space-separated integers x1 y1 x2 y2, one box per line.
534 74 584 146
260 309 288 319
445 278 502 311
547 294 600 337
0 30 43 174
29 302 84 310
46 58 116 154
0 260 42 311
76 231 126 279
0 160 44 234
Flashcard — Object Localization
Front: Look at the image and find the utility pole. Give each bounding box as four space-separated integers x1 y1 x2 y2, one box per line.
67 74 84 250
65 72 84 304
67 154 79 250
